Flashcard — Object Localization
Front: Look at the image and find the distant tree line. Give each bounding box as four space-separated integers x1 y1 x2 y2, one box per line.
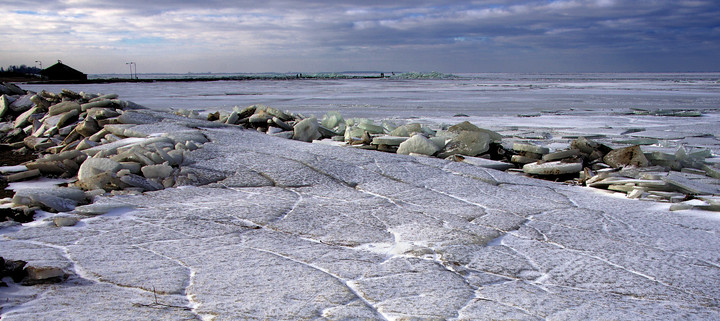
0 64 42 74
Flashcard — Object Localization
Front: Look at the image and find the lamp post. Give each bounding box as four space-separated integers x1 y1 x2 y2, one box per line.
126 62 137 79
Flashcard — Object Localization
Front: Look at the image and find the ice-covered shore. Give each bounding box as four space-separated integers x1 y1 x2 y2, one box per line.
1 84 720 320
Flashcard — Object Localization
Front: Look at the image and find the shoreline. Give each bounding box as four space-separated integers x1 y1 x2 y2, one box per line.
0 81 718 221
6 74 391 85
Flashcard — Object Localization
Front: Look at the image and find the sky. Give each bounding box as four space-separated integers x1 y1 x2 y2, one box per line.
1 0 720 74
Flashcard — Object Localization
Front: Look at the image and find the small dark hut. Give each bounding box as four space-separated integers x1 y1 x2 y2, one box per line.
40 60 87 81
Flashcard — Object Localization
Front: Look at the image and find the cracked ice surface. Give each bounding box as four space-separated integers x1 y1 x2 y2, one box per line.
2 119 720 320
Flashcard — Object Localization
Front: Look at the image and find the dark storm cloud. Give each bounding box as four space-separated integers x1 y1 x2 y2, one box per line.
2 0 719 72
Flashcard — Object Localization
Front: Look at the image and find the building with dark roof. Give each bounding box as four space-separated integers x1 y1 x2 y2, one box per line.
40 60 87 81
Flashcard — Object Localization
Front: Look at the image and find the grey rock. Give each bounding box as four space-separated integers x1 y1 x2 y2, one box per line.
53 215 80 227
0 94 13 118
120 173 164 191
12 187 87 212
292 117 321 142
76 117 101 137
14 106 42 128
390 123 423 137
86 107 121 119
447 121 503 142
23 266 68 285
513 143 550 155
271 117 294 131
461 156 514 171
320 111 344 129
604 145 649 168
356 122 384 134
371 135 409 146
141 164 174 179
396 134 439 155
56 109 80 129
48 101 81 116
78 158 122 180
663 172 720 195
116 111 161 124
9 94 34 113
523 161 583 175
511 155 540 164
0 82 25 95
542 149 580 161
6 169 42 182
438 130 490 158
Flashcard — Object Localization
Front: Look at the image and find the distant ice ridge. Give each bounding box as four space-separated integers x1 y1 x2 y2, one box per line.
390 71 457 79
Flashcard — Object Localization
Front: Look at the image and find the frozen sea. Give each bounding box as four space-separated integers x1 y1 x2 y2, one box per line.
4 73 720 320
21 72 720 120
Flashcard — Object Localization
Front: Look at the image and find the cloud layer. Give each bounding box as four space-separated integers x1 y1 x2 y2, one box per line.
2 0 719 73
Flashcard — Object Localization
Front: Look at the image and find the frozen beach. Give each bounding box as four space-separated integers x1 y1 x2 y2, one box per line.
2 74 720 320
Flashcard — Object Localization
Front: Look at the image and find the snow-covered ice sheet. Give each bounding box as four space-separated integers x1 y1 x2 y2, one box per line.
2 111 720 320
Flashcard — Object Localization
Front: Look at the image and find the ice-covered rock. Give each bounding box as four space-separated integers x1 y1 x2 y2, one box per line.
8 94 34 113
447 121 503 142
140 164 174 179
371 135 409 146
396 134 439 155
321 111 344 129
292 117 322 142
523 161 583 175
12 187 87 212
48 101 81 116
53 215 79 227
542 149 580 161
438 130 490 158
78 158 122 180
390 123 425 137
513 142 550 155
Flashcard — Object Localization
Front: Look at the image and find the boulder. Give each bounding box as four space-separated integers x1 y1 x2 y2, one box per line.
0 94 13 118
390 123 423 137
356 122 384 134
78 158 122 180
321 111 344 129
603 145 649 168
48 101 81 116
447 121 503 142
23 266 68 285
9 94 34 113
292 117 322 142
141 164 174 179
397 134 440 156
14 106 42 128
53 215 79 227
76 117 101 137
438 131 490 158
120 173 164 191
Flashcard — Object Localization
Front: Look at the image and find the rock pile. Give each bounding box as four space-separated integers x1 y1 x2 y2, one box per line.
199 107 720 211
0 82 206 217
514 137 720 210
2 81 719 219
